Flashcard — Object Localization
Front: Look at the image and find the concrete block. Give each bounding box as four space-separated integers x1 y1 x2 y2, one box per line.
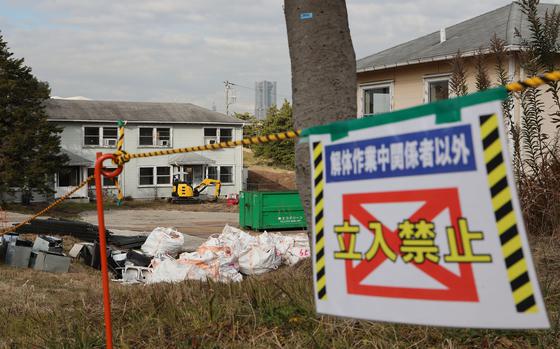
5 245 32 268
32 235 63 254
29 251 71 273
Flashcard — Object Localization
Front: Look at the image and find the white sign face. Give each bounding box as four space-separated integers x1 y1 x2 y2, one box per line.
307 91 549 328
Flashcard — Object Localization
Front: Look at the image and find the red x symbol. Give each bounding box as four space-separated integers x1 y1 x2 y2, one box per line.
341 188 478 302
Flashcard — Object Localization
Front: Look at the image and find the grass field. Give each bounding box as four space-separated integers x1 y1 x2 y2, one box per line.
0 234 558 348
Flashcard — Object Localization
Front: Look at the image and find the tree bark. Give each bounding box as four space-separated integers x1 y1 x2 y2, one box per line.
284 0 357 231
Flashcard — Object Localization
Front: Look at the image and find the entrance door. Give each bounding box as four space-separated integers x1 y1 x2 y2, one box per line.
173 165 204 186
56 166 87 198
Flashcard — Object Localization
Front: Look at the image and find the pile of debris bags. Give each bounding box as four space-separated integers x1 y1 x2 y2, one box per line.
119 225 310 284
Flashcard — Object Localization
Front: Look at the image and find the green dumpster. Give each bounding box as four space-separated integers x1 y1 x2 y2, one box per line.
239 191 307 230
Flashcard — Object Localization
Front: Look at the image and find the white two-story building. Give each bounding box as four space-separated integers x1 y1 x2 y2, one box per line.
46 98 244 200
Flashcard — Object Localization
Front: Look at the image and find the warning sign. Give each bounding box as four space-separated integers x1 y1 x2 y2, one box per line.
304 88 549 328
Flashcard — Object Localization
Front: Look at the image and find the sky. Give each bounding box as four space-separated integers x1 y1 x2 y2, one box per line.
1 0 557 114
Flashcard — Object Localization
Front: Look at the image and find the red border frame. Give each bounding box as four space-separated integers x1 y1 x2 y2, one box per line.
342 188 478 302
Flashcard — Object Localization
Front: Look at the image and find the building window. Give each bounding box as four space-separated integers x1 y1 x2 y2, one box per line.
139 167 154 185
84 127 100 146
360 82 393 117
206 166 233 184
425 76 450 103
58 167 81 187
83 126 118 147
204 128 218 145
219 166 233 184
219 129 233 143
139 166 172 186
207 166 218 180
138 127 171 147
156 167 171 185
87 168 118 187
204 128 233 145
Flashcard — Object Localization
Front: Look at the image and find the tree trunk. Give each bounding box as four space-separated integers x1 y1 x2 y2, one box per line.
284 0 357 231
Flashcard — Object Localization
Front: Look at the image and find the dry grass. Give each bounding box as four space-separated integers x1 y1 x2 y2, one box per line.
0 234 558 349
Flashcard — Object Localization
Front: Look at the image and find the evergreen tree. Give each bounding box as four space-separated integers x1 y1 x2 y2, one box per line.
449 50 468 96
517 0 560 126
233 112 258 141
252 101 295 169
0 32 67 203
474 47 491 91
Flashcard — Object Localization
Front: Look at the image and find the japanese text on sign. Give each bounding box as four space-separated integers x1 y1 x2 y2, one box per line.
326 124 476 182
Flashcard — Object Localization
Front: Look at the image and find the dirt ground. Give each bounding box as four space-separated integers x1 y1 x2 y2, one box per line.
4 205 239 238
247 165 297 191
80 208 238 237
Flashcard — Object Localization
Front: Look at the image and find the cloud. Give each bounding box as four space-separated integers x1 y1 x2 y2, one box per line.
0 0 541 114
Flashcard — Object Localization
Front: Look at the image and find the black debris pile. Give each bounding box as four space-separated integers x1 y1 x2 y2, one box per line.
2 218 151 279
13 218 147 249
14 218 105 242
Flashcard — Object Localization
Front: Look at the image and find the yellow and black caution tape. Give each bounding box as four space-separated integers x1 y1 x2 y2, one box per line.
312 141 327 300
0 176 94 236
113 130 301 166
113 120 126 205
479 114 538 313
505 70 560 92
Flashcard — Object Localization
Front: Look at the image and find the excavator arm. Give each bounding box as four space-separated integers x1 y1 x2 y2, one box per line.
193 179 222 199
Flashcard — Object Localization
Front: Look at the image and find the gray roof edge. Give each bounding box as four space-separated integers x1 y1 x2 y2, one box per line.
357 45 520 73
47 118 244 125
45 98 245 124
356 2 515 66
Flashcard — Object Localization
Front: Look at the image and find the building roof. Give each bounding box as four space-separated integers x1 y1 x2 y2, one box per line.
45 99 244 125
168 153 215 166
61 149 92 166
357 2 560 72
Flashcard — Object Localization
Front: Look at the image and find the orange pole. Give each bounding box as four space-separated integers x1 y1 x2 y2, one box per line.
94 153 123 349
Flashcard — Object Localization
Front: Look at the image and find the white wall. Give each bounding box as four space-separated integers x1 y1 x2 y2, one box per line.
57 122 243 199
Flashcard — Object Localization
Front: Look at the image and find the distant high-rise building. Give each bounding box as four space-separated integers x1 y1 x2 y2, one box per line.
254 81 277 119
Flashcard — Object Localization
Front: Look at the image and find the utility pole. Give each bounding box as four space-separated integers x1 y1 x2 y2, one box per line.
224 80 235 115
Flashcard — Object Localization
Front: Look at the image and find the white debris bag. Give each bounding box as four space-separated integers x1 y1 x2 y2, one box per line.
284 233 311 266
219 225 256 257
141 227 185 257
238 243 282 275
140 225 309 285
181 242 243 282
257 232 310 266
148 258 209 283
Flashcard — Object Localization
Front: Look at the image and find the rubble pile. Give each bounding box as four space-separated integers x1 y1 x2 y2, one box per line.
1 223 311 283
122 225 311 284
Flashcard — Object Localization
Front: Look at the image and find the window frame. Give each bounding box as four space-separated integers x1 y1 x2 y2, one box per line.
206 165 234 185
203 127 234 145
138 166 173 187
82 125 119 148
57 166 82 187
358 80 394 118
423 74 451 104
137 126 173 148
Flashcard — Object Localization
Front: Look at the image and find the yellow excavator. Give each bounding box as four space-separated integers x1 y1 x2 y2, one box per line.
171 178 222 203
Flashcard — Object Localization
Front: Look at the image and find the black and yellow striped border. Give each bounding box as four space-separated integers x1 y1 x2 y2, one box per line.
313 141 327 301
480 114 537 313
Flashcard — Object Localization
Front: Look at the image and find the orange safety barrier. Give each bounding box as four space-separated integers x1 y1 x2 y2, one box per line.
94 152 123 349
